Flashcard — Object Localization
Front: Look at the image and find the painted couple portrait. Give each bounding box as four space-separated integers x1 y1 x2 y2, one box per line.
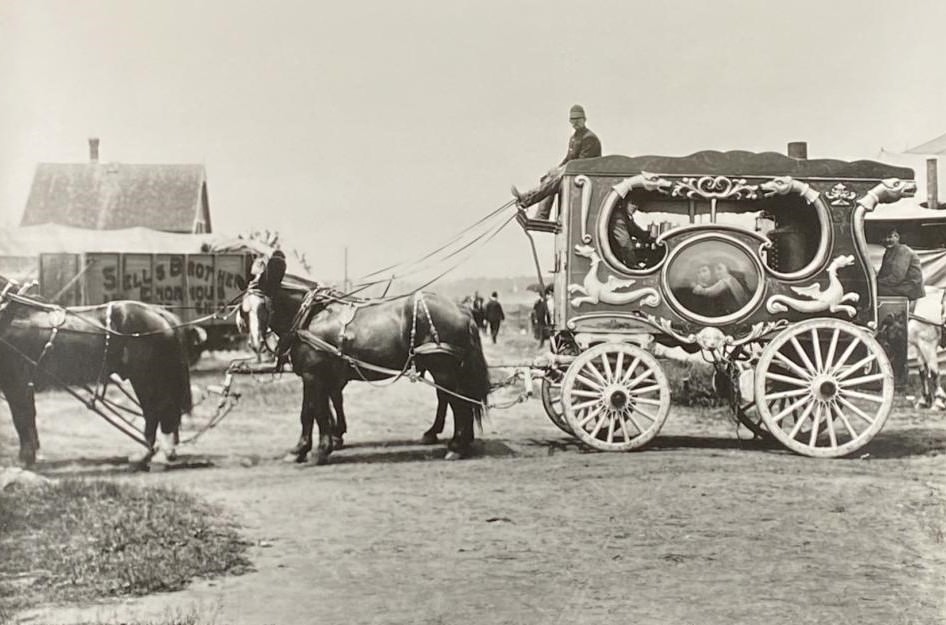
670 246 758 318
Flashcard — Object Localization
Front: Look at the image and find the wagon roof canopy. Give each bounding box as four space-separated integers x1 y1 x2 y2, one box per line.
564 150 914 180
22 162 211 233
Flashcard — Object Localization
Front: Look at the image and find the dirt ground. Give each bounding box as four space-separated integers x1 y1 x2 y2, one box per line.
3 329 946 625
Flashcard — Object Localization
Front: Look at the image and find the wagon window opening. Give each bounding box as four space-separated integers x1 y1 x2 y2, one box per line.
749 195 820 273
605 195 666 271
602 192 820 273
684 195 820 273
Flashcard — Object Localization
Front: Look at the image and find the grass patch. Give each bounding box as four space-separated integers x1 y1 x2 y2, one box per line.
0 479 252 615
661 358 726 407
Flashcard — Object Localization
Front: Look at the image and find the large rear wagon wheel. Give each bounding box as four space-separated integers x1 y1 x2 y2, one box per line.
754 318 894 458
562 343 670 452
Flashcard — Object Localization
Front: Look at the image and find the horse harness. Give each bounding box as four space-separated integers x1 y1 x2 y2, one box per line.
0 289 119 405
284 289 466 380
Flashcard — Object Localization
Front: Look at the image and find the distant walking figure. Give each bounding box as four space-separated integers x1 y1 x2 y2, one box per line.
484 292 505 344
471 292 486 332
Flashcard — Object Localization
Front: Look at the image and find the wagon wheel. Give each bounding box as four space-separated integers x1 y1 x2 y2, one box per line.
754 318 894 458
540 376 573 435
562 342 671 452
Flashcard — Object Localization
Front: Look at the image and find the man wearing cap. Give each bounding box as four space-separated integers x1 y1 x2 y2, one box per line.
512 104 602 220
877 227 925 310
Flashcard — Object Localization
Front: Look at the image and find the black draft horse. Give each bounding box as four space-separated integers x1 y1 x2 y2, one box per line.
0 278 193 467
239 255 491 465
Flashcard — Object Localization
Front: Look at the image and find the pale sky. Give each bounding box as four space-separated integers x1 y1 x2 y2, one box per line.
1 0 944 281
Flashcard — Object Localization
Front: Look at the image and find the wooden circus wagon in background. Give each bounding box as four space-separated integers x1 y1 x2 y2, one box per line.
521 149 917 458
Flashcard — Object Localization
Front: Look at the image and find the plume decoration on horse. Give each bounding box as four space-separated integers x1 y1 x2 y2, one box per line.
240 252 491 465
0 276 195 468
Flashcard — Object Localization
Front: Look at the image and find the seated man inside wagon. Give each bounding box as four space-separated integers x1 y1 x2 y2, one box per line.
876 226 925 311
511 104 602 221
608 197 654 269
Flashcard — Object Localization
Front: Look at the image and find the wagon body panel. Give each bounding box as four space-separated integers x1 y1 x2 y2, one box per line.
554 152 916 347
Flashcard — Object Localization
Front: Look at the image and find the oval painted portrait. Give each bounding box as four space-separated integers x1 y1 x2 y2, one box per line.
664 236 763 323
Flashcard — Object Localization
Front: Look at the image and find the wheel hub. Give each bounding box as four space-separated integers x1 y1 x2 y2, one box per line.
811 375 839 402
608 388 629 410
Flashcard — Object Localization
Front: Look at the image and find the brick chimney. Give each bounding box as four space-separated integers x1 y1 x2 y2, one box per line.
787 141 808 159
927 158 939 209
89 137 100 163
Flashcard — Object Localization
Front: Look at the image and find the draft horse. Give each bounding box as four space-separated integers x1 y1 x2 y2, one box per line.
907 287 946 409
239 256 491 464
0 277 193 467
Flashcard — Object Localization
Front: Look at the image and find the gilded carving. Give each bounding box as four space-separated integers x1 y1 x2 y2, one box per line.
671 175 759 201
825 183 856 206
568 244 660 308
855 178 918 212
766 255 860 317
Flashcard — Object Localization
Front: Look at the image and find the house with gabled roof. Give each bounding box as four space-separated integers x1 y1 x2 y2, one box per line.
21 138 212 233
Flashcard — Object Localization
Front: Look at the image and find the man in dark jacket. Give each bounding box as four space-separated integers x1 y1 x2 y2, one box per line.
608 198 653 269
484 292 505 344
877 227 925 310
531 295 551 346
512 104 602 220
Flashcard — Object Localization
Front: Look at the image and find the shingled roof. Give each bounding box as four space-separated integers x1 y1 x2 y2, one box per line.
22 162 212 233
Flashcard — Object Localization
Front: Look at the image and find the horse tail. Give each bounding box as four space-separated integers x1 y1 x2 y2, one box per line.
460 319 490 424
154 306 194 417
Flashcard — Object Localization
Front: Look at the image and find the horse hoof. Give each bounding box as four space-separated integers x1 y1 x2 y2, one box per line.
295 453 309 464
332 436 345 450
314 452 331 466
444 451 462 461
420 433 439 445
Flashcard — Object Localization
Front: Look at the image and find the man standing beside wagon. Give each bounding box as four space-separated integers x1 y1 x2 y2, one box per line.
876 227 925 311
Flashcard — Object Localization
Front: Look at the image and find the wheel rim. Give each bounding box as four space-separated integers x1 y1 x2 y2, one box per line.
562 343 670 452
754 319 894 458
541 377 573 435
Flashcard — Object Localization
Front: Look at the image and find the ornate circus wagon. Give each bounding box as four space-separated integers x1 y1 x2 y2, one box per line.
522 150 917 458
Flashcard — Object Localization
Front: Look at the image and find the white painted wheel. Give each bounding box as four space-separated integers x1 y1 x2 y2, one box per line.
540 377 572 435
754 319 894 458
562 343 670 451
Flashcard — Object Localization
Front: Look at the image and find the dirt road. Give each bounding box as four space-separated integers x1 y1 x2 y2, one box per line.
5 338 946 625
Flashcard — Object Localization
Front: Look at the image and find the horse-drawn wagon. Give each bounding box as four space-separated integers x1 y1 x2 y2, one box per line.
522 150 917 457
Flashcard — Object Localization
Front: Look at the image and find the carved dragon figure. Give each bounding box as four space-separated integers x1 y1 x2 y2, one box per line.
766 255 860 316
856 178 918 211
612 171 674 198
758 176 821 203
568 244 660 308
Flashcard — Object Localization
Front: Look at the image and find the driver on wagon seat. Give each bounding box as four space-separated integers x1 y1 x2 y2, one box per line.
511 104 602 221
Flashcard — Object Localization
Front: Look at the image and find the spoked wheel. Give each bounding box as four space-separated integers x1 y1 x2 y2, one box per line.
540 376 573 435
562 342 671 452
754 319 894 458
